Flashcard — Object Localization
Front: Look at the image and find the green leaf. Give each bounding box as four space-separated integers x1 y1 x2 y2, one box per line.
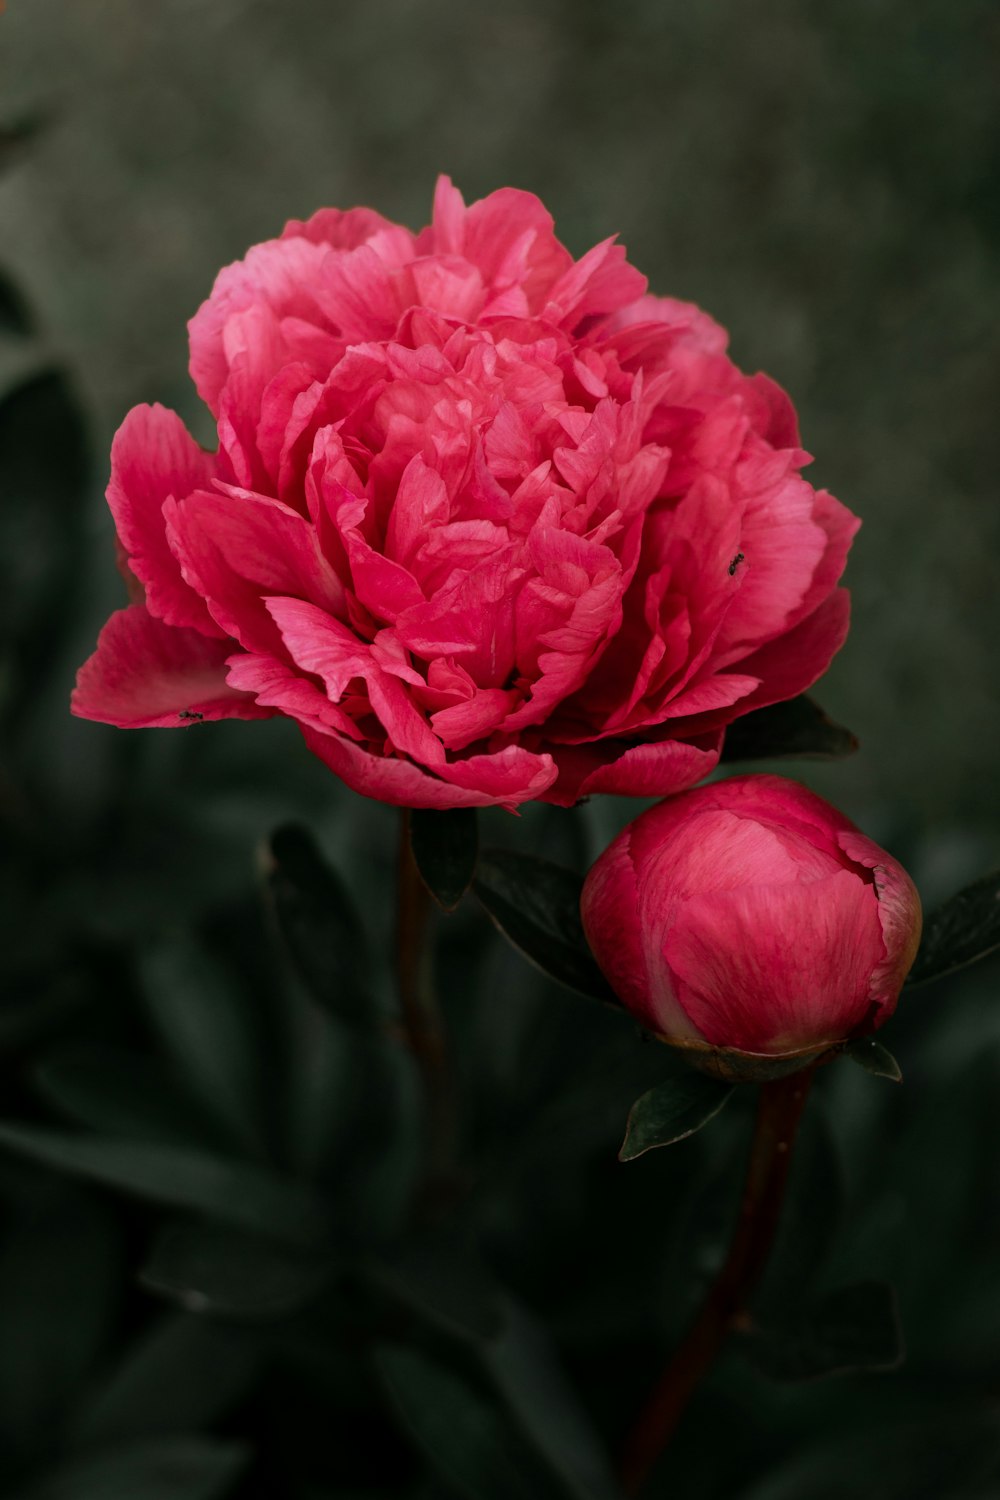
375 1346 565 1500
140 1221 330 1321
0 269 32 336
749 1280 903 1381
473 850 616 1003
720 695 858 762
26 1437 249 1500
264 825 377 1028
842 1036 902 1082
410 809 478 911
619 1073 735 1160
907 869 1000 987
71 1313 260 1447
367 1229 504 1344
138 938 263 1154
0 1123 334 1247
0 370 90 649
34 1048 229 1148
0 1187 120 1457
484 1299 619 1500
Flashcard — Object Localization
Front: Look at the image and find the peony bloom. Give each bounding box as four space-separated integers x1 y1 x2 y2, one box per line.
581 775 921 1059
73 179 859 809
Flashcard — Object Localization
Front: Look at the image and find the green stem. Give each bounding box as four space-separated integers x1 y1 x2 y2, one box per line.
619 1065 817 1495
396 809 458 1213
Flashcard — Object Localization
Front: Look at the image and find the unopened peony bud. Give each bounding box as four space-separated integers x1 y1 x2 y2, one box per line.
581 775 921 1070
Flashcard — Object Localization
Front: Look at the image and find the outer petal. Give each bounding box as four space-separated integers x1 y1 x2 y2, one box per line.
300 725 556 810
838 830 923 1018
581 830 694 1039
189 237 334 413
540 730 721 806
107 405 223 637
662 870 886 1053
72 606 270 728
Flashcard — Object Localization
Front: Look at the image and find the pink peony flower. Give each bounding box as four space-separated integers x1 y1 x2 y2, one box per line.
581 775 922 1058
73 179 859 809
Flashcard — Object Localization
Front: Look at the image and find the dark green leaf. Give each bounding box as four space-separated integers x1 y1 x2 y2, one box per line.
0 1123 334 1246
0 113 47 172
140 1221 330 1321
375 1346 565 1500
0 370 90 648
0 268 32 336
71 1314 260 1447
26 1437 248 1500
842 1036 902 1082
738 1409 1000 1500
138 939 263 1154
619 1073 734 1160
748 1280 903 1381
410 809 478 911
721 695 858 762
484 1299 619 1500
367 1229 504 1344
264 824 376 1028
907 869 1000 986
0 1187 119 1456
473 849 615 1003
34 1048 228 1148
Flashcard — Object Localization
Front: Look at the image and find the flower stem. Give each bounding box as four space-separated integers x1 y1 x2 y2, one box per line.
619 1065 817 1495
396 809 458 1214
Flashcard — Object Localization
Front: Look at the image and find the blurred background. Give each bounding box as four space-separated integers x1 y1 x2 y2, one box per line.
0 2 998 1498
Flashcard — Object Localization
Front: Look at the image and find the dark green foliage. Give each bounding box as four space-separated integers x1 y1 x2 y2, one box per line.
721 696 859 763
264 824 378 1029
410 809 479 911
618 1073 735 1160
907 869 1000 986
842 1037 903 1082
473 849 616 1002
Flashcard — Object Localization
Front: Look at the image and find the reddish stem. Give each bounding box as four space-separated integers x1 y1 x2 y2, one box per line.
619 1065 817 1494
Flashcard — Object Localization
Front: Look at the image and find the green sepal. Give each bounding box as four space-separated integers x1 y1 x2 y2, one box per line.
619 1072 735 1160
841 1036 902 1082
410 808 479 911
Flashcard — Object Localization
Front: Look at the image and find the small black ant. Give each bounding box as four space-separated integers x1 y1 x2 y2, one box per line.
728 552 745 577
178 710 204 722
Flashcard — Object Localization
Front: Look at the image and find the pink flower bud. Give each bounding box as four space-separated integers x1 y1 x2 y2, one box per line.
581 775 922 1063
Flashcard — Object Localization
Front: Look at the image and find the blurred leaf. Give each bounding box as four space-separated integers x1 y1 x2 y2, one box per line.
748 1280 903 1380
842 1036 902 1082
72 1313 260 1447
0 268 33 336
25 1438 248 1500
720 695 858 761
141 1221 330 1321
34 1048 228 1148
375 1346 564 1500
484 1299 619 1500
0 113 47 172
0 1186 119 1456
0 1123 334 1246
738 1408 1000 1500
411 809 478 911
138 938 263 1154
753 1103 847 1322
367 1229 504 1344
907 869 1000 986
474 850 615 1003
618 1073 734 1161
0 370 89 645
264 825 377 1028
